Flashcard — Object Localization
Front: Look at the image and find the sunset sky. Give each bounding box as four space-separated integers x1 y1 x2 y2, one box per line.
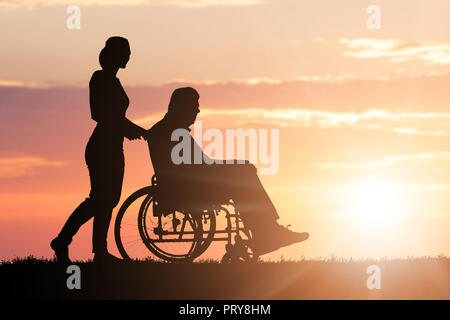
1 0 449 261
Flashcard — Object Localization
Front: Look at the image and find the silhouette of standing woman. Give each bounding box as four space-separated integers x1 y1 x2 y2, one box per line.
51 37 147 263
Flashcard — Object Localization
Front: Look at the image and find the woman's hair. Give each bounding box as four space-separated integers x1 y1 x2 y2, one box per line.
99 36 129 69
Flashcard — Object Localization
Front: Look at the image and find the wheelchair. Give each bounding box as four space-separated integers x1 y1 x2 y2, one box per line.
114 175 258 263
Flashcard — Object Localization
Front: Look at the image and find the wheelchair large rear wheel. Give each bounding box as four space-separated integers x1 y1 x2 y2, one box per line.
115 186 217 262
138 193 216 262
115 186 155 261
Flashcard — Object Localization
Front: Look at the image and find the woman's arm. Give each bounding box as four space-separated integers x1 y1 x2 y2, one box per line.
123 118 147 140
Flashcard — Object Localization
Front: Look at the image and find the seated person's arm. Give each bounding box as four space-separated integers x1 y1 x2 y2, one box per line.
190 137 256 173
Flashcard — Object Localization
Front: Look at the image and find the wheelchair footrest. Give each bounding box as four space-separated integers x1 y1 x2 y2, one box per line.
221 235 258 263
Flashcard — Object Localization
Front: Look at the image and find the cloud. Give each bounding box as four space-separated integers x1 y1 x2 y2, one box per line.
0 0 263 9
0 80 27 88
313 37 325 43
136 108 450 136
391 128 446 136
311 151 450 170
140 108 450 123
340 38 450 64
6 70 447 89
294 74 357 83
164 77 283 86
0 80 51 88
0 156 68 179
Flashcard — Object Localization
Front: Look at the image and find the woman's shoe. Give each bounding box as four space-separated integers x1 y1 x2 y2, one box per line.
50 237 71 264
93 252 122 264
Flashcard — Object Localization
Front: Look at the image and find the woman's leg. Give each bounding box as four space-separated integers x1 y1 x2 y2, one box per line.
89 150 125 254
51 143 97 261
56 198 95 246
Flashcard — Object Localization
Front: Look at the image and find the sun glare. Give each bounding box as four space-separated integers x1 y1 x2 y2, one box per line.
350 182 400 223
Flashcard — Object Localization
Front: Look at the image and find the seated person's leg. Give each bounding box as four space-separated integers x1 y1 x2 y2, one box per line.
222 163 279 231
181 162 309 255
210 163 309 255
199 163 279 231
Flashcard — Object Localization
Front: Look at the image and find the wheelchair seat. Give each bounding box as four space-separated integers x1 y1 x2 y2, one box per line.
151 174 231 214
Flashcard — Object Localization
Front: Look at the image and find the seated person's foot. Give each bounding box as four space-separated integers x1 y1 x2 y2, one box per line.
251 236 282 256
50 237 71 264
273 224 309 248
93 252 122 264
251 225 309 256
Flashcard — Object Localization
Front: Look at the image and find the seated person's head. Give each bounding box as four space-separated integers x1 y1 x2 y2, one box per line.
168 87 200 127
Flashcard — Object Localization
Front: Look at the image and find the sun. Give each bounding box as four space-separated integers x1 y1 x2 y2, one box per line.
350 182 400 223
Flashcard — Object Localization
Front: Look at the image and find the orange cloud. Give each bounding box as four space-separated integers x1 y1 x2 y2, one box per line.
0 0 263 9
391 128 445 136
0 156 68 179
311 151 450 170
135 108 450 136
0 80 26 88
340 38 450 64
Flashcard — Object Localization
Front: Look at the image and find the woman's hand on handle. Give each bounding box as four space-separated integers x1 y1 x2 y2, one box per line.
125 126 142 140
142 129 151 141
124 118 148 141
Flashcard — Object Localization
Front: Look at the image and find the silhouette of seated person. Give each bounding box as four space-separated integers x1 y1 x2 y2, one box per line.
147 87 309 255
